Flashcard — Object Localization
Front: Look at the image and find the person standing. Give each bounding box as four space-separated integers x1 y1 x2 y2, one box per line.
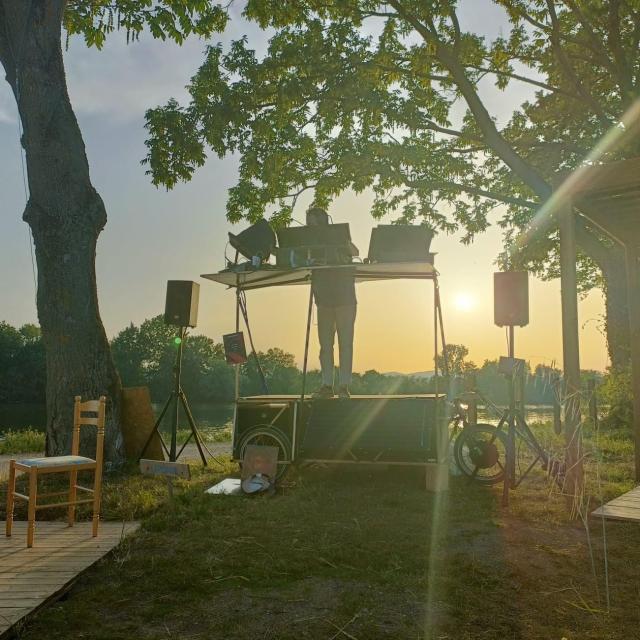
306 207 357 399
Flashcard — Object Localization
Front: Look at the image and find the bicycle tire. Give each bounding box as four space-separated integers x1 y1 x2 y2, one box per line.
453 423 508 485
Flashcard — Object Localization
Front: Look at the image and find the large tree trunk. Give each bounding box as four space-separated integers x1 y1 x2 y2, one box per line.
0 1 123 461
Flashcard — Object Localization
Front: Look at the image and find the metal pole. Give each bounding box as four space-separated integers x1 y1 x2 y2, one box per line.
435 279 449 377
434 279 439 396
235 287 241 401
170 327 184 462
301 283 314 400
502 325 516 507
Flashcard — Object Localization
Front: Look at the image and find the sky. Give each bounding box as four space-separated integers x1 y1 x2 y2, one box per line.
0 1 609 374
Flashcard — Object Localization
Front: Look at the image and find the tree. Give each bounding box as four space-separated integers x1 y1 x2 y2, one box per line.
0 1 227 459
437 343 477 377
242 347 301 395
111 316 233 403
0 321 45 403
144 0 640 370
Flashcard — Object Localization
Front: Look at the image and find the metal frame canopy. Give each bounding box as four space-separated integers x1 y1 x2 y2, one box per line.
202 259 447 401
201 259 449 483
202 260 438 290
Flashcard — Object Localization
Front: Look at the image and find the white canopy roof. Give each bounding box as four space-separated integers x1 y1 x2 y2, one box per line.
201 261 437 291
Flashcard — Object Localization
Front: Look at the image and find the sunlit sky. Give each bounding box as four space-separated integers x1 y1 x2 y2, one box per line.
0 1 608 374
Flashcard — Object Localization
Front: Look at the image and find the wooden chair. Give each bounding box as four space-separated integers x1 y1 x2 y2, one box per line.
5 396 106 548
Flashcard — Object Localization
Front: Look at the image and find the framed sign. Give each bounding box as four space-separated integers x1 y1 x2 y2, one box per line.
140 459 191 480
241 444 278 481
223 331 248 365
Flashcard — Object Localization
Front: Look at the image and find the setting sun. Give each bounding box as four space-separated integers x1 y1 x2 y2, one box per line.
454 292 476 312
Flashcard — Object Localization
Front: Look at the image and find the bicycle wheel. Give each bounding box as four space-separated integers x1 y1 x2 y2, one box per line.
453 424 508 485
237 426 292 481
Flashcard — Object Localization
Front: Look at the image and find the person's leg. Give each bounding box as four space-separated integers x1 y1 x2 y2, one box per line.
336 304 357 388
317 305 336 388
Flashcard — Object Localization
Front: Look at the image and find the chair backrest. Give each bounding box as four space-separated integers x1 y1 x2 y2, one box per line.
72 396 106 465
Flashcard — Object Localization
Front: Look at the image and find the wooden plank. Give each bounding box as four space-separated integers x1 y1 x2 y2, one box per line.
592 505 640 522
0 521 139 638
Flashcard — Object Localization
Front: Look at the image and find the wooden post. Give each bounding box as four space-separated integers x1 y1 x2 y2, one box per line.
558 199 583 504
624 244 640 480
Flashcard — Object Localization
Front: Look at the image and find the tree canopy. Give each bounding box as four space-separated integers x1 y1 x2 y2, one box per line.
143 0 640 366
64 1 228 48
144 0 638 236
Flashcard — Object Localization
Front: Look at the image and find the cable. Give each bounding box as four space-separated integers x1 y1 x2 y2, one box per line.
238 291 269 394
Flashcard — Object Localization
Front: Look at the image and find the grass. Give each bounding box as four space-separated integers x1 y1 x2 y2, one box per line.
0 423 232 458
173 422 233 444
0 428 45 455
1 422 639 639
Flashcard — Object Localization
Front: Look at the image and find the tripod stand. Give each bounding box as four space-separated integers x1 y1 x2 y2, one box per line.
500 326 550 506
139 327 215 465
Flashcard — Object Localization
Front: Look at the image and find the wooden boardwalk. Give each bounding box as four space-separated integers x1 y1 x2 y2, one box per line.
0 521 139 637
592 486 640 522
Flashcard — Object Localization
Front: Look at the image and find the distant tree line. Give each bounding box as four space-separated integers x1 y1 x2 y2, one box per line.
0 319 603 408
0 323 46 403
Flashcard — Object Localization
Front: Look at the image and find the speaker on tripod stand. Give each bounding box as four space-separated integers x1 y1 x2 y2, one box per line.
139 281 215 466
494 271 528 506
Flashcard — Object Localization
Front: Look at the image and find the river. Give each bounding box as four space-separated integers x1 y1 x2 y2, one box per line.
0 402 559 434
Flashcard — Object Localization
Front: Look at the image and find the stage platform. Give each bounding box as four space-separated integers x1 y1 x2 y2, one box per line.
238 394 444 401
233 393 449 491
592 486 640 522
0 521 139 637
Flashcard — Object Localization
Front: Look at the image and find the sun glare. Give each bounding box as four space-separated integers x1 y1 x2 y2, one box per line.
454 292 476 312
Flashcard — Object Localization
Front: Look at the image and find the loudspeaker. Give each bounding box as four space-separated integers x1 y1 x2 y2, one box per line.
494 271 529 327
164 280 199 328
228 219 276 261
367 225 434 263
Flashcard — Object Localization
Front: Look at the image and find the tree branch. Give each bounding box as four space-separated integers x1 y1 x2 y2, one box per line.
406 177 538 209
388 0 552 200
467 63 578 98
544 0 612 127
606 0 635 104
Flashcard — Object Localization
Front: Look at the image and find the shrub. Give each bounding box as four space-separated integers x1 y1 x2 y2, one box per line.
0 428 45 455
599 367 632 430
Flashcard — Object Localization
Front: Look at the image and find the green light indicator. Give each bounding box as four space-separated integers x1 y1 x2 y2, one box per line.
174 337 182 346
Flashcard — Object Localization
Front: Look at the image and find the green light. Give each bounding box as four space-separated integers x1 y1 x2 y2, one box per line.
174 337 182 346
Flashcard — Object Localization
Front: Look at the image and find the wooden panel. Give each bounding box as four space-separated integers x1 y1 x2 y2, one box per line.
140 459 191 480
592 485 640 522
0 521 139 637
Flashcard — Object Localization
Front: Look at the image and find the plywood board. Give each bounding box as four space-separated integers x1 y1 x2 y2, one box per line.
0 521 139 637
592 486 640 522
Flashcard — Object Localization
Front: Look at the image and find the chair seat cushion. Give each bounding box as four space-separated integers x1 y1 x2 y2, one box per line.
17 455 96 468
